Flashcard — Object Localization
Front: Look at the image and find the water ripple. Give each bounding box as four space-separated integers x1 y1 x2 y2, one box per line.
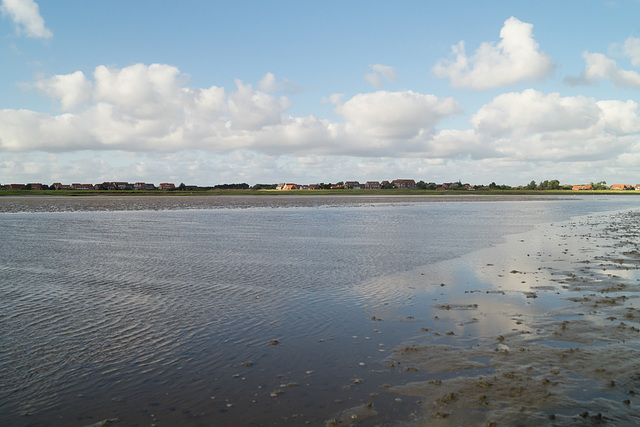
3 196 640 425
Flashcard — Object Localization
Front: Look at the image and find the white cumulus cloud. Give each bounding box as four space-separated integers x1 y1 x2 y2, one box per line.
471 89 600 137
0 109 92 151
33 71 93 110
92 63 185 119
566 49 640 88
335 90 459 139
471 89 640 162
8 64 476 159
0 64 468 160
598 99 640 135
623 37 640 67
9 62 640 185
228 79 291 131
0 0 52 38
433 17 554 90
0 65 300 153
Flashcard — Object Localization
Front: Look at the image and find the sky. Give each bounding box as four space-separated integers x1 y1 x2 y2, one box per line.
2 1 640 186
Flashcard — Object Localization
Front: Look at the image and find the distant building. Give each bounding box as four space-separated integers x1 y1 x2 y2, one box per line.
96 182 116 190
133 182 156 190
392 179 417 189
572 185 594 190
364 181 381 189
610 184 632 190
114 182 129 190
344 181 361 189
158 183 175 190
276 183 300 190
71 183 93 190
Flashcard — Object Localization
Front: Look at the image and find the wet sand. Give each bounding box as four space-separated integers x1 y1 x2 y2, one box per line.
371 208 640 426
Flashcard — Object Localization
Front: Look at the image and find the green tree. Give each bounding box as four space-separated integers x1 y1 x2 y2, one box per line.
594 181 608 190
537 179 560 190
214 183 250 190
178 183 186 191
252 183 276 190
448 180 463 190
526 180 537 190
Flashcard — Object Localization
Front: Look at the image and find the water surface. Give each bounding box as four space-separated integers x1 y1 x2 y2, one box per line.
2 195 639 426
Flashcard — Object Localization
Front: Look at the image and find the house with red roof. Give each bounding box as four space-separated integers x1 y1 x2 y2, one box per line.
610 184 632 190
158 183 175 190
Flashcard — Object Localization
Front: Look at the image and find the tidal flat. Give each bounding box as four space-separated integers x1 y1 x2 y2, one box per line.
2 195 640 426
383 209 640 426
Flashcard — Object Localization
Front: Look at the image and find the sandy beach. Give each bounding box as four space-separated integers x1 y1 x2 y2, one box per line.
359 208 640 426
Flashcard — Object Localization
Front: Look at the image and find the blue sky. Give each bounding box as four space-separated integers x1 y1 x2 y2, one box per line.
2 0 640 186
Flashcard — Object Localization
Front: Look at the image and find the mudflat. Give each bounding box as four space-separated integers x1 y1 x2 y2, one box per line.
376 209 640 426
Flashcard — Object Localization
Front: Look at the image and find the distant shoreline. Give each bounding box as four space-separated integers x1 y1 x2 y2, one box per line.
2 188 640 197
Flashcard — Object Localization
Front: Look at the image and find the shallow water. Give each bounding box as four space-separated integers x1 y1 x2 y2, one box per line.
2 194 640 426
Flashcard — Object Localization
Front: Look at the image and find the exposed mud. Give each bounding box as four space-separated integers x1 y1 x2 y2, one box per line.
372 209 640 426
324 403 377 426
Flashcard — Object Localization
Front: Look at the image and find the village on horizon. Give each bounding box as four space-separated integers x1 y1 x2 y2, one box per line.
1 179 640 192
